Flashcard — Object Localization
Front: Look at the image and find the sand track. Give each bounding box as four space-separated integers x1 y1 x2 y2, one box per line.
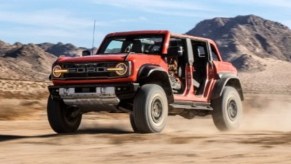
1 94 291 163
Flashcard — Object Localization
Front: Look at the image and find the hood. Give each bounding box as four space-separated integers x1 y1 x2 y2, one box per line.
56 54 127 63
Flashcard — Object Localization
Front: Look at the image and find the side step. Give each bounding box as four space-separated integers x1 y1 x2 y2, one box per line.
169 102 213 111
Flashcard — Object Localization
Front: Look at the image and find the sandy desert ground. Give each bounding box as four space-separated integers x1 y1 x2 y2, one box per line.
1 88 291 163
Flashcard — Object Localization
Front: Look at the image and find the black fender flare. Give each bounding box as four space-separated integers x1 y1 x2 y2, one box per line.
137 65 165 81
137 65 174 103
211 74 244 100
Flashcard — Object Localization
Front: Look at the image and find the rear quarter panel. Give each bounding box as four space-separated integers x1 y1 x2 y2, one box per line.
213 61 237 76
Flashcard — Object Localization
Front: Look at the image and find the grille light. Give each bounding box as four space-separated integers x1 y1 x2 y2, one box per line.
52 65 68 78
52 62 130 78
114 63 128 76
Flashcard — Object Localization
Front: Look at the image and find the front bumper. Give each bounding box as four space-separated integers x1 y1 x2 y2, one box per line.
48 83 139 110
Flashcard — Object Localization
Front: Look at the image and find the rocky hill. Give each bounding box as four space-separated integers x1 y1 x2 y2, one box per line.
1 14 291 88
0 41 85 81
187 15 291 71
37 42 85 57
0 42 56 81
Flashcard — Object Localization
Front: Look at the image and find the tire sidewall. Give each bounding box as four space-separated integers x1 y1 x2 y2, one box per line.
221 87 242 129
133 84 168 133
129 113 139 132
47 96 82 133
144 88 168 132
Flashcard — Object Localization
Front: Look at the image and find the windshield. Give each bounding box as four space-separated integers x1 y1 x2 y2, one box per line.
98 35 164 55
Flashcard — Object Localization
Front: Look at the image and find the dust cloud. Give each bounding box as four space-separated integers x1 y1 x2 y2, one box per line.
1 94 291 163
241 94 291 132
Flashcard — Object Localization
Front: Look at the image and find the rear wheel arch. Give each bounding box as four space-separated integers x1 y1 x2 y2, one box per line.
212 75 244 101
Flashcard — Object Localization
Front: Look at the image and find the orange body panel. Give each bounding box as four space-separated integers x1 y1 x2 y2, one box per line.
51 30 238 103
52 54 168 85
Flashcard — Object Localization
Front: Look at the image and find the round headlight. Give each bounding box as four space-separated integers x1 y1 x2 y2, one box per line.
52 65 62 78
115 63 128 76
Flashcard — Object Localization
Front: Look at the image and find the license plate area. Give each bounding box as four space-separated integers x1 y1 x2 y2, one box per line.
75 87 96 93
59 87 115 98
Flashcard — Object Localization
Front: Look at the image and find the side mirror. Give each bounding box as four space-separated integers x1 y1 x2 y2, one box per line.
82 50 91 56
167 46 183 57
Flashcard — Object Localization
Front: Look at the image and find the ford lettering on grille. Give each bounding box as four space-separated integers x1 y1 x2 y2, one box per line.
61 62 119 79
68 67 107 73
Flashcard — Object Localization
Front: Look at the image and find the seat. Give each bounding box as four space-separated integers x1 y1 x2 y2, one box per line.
131 40 144 53
121 40 132 53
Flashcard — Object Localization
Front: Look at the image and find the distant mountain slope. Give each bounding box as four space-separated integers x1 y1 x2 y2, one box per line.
37 42 85 57
187 15 291 71
0 42 56 81
1 14 291 84
0 40 87 81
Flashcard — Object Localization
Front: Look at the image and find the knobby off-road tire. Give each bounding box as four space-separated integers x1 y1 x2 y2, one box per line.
212 86 243 131
47 96 82 133
129 113 139 132
132 84 168 133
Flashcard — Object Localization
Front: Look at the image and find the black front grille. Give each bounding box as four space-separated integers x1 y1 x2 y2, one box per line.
60 62 121 79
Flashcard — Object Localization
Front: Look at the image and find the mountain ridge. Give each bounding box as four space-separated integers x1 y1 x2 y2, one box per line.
187 14 291 71
1 14 291 81
0 41 85 81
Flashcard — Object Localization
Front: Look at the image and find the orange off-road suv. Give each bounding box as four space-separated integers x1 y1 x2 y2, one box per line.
48 30 243 133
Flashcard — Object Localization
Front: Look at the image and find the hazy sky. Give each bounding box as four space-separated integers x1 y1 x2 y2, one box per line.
0 0 290 47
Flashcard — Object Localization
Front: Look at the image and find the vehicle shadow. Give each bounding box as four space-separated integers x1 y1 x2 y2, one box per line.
0 127 133 143
0 134 57 142
77 127 132 134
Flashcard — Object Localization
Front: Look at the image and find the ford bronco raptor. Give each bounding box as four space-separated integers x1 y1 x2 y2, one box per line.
48 30 243 133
